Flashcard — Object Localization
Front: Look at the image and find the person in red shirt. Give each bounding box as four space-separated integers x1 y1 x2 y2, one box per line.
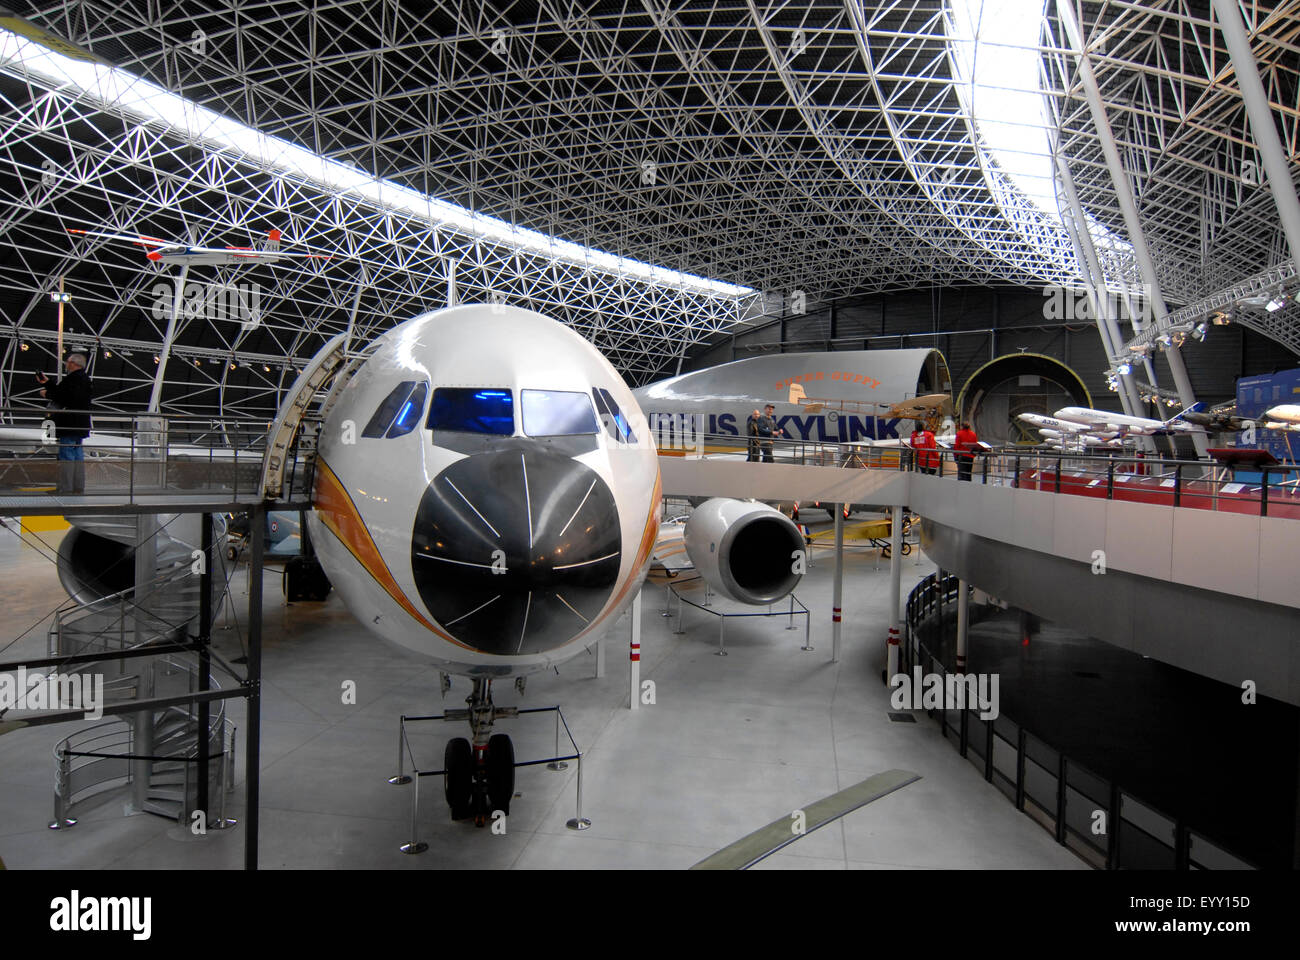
909 421 939 475
954 421 978 481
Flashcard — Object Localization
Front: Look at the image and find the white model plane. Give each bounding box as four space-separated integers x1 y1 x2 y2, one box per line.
67 227 330 265
1261 404 1300 432
1051 403 1204 437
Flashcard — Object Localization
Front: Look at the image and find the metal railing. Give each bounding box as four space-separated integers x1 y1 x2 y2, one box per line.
0 406 318 505
903 572 1256 870
655 429 1299 519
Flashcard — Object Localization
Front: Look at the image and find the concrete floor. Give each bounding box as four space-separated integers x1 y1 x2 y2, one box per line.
0 517 1084 869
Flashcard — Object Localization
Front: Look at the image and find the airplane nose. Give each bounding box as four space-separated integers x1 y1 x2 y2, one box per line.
410 446 622 655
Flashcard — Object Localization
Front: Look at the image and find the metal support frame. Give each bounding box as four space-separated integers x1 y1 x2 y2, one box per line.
389 704 588 852
1056 0 1209 458
831 503 844 663
1210 0 1300 283
668 577 812 657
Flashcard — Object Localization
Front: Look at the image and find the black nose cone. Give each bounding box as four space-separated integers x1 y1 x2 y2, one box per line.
411 447 621 655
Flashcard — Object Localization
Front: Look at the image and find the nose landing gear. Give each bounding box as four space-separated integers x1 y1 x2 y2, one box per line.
442 679 517 826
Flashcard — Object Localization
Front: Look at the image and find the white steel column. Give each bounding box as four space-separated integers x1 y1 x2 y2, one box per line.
887 503 903 680
1211 0 1300 279
832 504 844 663
1058 1 1209 458
956 578 970 673
1056 156 1157 451
147 264 188 413
628 589 642 710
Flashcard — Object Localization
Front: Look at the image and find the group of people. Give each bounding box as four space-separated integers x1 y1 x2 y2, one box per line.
743 403 979 477
745 404 781 462
909 420 980 480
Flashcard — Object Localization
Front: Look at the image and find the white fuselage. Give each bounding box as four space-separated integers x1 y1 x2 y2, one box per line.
1017 413 1095 435
1263 404 1300 425
1052 406 1195 435
307 305 662 678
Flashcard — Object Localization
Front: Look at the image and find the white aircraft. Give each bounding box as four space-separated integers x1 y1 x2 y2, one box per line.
308 305 821 823
1262 404 1300 432
1017 413 1095 436
67 227 330 266
1037 428 1123 448
1051 403 1204 437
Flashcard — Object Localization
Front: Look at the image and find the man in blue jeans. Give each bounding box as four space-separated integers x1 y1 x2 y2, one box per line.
37 352 93 494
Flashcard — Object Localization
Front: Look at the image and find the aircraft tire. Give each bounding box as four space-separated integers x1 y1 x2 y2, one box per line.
486 733 515 817
444 737 473 820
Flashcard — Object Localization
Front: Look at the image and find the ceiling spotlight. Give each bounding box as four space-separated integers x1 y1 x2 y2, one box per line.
1191 322 1207 341
194 358 202 367
1116 361 1132 375
262 364 271 372
229 361 237 370
1265 292 1289 312
1157 332 1173 347
103 349 112 358
1210 309 1233 325
153 355 160 364
49 291 71 303
19 342 28 352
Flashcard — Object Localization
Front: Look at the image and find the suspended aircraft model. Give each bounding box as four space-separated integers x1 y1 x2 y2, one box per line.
1261 404 1300 432
67 227 330 265
1050 403 1204 437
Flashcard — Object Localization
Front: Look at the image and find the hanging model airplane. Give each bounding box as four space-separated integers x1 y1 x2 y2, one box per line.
67 227 330 265
1050 403 1205 437
1261 404 1300 432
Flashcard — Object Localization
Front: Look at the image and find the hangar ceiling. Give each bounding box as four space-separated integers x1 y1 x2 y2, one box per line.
0 1 1297 417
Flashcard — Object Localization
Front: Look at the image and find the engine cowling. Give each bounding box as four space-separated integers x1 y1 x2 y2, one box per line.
682 498 805 604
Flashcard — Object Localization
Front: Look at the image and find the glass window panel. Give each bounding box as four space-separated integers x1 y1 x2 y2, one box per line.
386 381 427 438
362 381 416 438
427 388 514 435
521 389 597 437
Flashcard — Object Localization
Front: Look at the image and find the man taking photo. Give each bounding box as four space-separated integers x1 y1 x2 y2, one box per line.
37 352 93 494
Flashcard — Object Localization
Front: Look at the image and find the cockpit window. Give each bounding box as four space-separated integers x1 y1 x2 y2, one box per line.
386 381 427 438
521 390 598 437
428 388 515 435
363 380 421 438
592 387 636 443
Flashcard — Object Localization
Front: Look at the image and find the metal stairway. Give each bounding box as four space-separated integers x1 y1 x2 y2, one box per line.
48 513 235 826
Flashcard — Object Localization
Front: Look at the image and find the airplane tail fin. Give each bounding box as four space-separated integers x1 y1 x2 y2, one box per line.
1165 400 1205 426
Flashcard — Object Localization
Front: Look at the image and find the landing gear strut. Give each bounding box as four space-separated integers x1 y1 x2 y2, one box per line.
443 678 517 826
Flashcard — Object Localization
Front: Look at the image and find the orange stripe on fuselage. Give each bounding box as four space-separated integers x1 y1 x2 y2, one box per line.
313 458 469 648
589 468 663 627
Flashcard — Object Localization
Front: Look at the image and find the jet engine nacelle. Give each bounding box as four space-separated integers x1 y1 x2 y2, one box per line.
683 498 805 605
56 514 228 613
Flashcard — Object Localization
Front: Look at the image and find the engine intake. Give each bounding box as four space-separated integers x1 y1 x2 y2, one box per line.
683 498 805 605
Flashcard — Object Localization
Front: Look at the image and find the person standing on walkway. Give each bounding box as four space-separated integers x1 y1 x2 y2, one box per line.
955 421 978 481
746 409 761 461
37 352 93 494
756 403 783 463
909 420 938 475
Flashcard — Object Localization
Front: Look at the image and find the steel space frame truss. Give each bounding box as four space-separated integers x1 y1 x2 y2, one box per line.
1042 0 1300 356
0 67 747 421
0 0 1295 420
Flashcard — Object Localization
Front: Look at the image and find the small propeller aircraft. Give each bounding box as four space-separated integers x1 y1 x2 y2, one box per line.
67 227 330 266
